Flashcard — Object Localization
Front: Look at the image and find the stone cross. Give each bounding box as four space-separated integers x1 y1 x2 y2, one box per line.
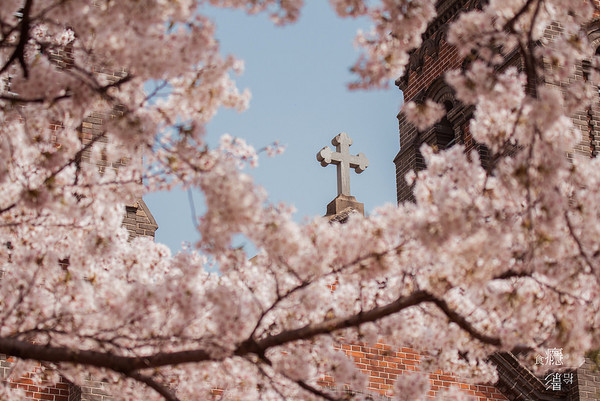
317 132 369 197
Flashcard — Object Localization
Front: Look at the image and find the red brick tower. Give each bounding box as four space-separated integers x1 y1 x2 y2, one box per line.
392 0 600 400
394 0 488 203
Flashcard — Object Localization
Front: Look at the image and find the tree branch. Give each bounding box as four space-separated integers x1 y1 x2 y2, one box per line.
427 296 501 346
503 0 537 33
250 290 431 352
0 0 34 77
564 211 596 275
0 93 71 104
295 379 340 401
0 336 213 372
0 202 16 215
493 270 530 280
128 371 181 401
0 290 530 390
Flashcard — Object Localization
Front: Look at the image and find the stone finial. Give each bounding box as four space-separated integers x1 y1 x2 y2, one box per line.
317 132 368 217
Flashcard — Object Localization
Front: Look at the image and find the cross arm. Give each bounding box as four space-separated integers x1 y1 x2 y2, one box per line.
349 152 369 173
317 146 341 167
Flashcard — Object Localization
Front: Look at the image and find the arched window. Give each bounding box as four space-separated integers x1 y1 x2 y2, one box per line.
413 89 457 171
433 100 456 150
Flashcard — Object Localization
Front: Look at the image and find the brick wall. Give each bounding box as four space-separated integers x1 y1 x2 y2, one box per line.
124 200 158 239
317 343 509 400
543 21 598 161
0 355 71 401
77 378 113 401
9 373 71 401
400 38 462 102
344 343 507 400
575 358 600 401
394 3 600 201
394 34 468 202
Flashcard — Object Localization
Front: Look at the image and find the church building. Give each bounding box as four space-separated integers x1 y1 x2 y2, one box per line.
3 0 600 400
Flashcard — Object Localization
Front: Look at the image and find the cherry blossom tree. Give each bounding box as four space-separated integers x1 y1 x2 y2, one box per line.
1 0 600 400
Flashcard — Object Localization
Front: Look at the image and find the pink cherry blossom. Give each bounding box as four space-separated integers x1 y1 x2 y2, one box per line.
1 1 600 401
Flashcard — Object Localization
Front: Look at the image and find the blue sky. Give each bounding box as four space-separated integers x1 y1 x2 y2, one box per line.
145 1 404 253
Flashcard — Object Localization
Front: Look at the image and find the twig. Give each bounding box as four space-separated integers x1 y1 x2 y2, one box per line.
295 379 340 401
128 371 181 401
564 211 596 274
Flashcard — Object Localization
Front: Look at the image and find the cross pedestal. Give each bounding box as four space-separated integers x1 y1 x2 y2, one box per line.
316 132 368 217
326 194 364 217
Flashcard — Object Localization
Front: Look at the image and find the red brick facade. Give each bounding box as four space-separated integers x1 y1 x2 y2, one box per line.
337 343 508 400
1 355 70 401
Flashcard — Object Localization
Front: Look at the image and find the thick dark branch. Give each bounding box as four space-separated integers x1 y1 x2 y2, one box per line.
0 336 213 372
251 291 431 352
518 39 538 98
0 0 34 77
0 202 16 215
0 93 71 104
428 295 532 353
502 0 540 98
0 290 528 387
493 270 530 280
428 296 501 346
252 290 530 354
0 292 451 372
128 372 181 401
503 0 537 32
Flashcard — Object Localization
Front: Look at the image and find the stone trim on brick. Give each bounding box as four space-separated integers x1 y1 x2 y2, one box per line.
491 353 575 401
574 358 600 401
123 199 158 239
